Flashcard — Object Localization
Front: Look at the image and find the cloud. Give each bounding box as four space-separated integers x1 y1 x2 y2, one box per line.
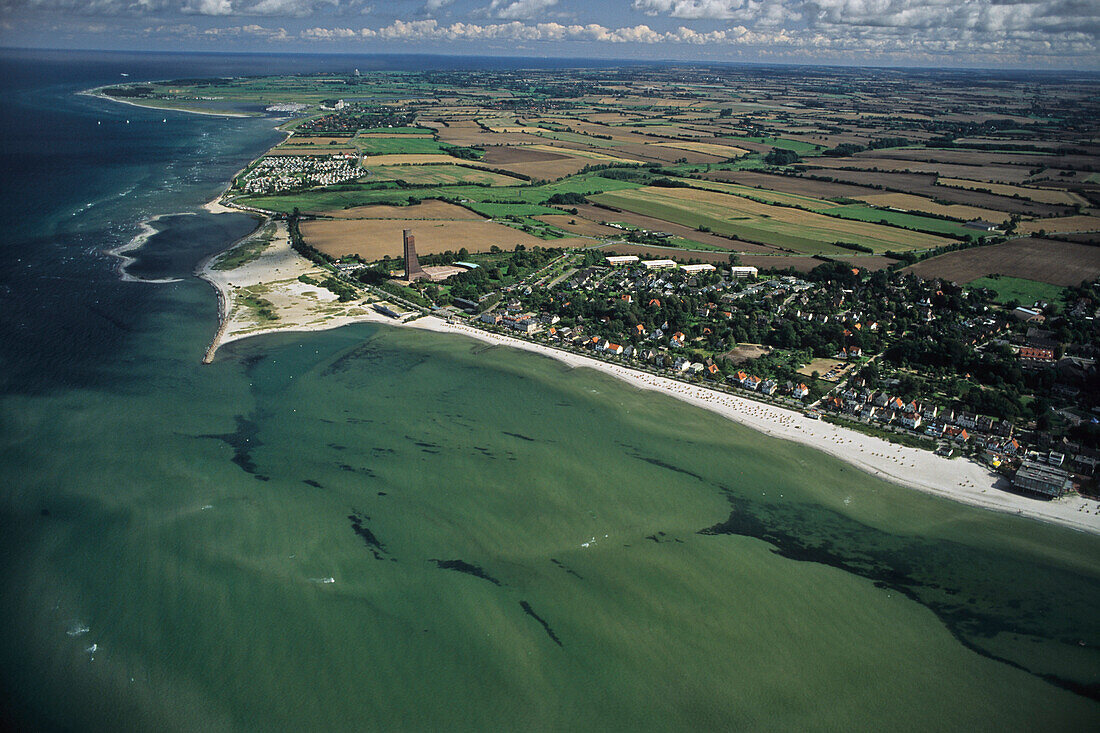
282 14 1097 64
201 22 289 36
182 0 233 14
485 0 559 20
424 0 454 10
632 1 758 20
2 0 350 17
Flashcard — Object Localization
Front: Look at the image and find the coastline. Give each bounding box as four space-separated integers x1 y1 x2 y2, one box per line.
106 106 1098 536
105 213 189 283
195 233 1100 535
406 317 1100 536
80 87 254 118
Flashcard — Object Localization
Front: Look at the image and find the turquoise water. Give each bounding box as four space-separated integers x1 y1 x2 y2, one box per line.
0 50 1098 730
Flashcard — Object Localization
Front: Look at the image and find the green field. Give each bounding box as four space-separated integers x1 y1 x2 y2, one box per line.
968 276 1068 308
364 165 522 187
235 173 643 214
465 202 561 218
353 137 454 155
826 205 976 238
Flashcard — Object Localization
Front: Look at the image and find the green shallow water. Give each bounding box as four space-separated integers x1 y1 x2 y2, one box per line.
1 292 1099 730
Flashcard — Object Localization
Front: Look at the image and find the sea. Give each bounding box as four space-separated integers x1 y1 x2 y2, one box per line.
0 48 1097 731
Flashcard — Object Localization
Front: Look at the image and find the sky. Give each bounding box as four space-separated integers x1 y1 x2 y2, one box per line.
1 0 1097 69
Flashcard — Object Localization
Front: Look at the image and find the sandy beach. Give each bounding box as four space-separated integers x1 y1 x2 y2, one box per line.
408 317 1100 536
197 217 394 363
190 201 1100 535
81 88 254 118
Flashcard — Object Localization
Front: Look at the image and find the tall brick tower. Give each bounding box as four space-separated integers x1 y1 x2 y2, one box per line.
403 229 428 282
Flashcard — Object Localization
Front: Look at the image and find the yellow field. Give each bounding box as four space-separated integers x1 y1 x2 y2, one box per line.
650 141 749 157
1017 215 1100 234
301 218 545 260
937 178 1090 206
856 193 1011 224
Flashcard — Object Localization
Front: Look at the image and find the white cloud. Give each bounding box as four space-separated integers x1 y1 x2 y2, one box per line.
486 0 559 20
183 0 233 15
247 0 334 16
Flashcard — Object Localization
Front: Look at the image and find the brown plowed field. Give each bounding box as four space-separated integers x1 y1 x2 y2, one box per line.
904 237 1100 286
480 146 571 164
862 148 1100 171
703 171 886 199
301 218 545 260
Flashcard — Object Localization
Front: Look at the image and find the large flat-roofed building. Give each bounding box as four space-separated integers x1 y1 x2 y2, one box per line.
680 263 716 273
729 266 759 279
1013 459 1072 499
373 302 416 322
641 259 678 270
606 255 639 265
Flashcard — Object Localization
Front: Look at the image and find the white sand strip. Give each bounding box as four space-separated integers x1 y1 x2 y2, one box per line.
409 316 1100 536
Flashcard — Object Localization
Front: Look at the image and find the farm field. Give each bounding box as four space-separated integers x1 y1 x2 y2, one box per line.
357 154 490 167
569 203 775 252
968 276 1068 308
701 170 879 200
801 158 1036 183
320 200 484 220
854 192 1010 223
352 137 454 155
300 218 547 260
723 135 824 153
937 178 1091 206
679 178 841 210
589 186 952 254
363 164 521 187
1016 215 1100 235
795 169 1073 217
649 140 748 158
905 237 1100 286
534 215 623 237
824 205 979 237
464 202 560 218
524 144 642 164
480 147 616 179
